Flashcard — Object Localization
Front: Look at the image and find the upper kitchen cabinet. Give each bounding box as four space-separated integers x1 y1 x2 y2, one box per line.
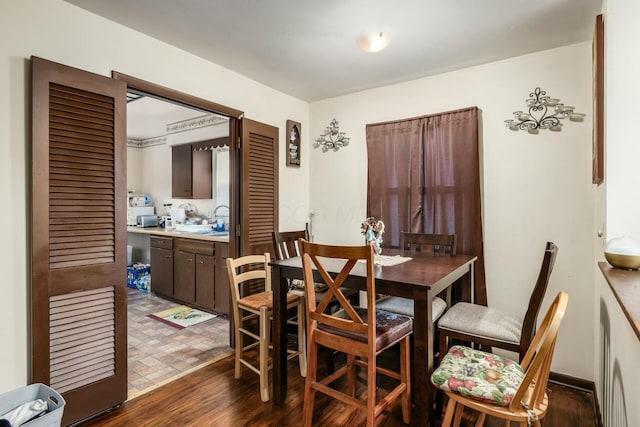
172 143 212 199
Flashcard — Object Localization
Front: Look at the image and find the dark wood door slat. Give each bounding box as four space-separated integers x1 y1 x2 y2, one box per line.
51 240 114 250
50 167 114 178
50 140 114 156
50 194 115 202
50 146 115 159
51 161 114 173
49 106 113 127
50 179 114 189
50 121 114 139
49 230 115 239
50 153 115 166
50 187 114 195
49 93 113 116
50 210 114 217
51 82 116 106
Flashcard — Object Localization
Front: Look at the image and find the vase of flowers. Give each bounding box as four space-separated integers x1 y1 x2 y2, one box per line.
361 217 385 255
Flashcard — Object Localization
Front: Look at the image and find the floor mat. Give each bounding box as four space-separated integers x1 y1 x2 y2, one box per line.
148 305 217 329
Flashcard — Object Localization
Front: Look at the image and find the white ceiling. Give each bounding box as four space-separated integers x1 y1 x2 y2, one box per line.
126 95 215 140
66 0 601 102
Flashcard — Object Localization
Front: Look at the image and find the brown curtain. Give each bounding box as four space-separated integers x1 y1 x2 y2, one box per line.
366 107 487 305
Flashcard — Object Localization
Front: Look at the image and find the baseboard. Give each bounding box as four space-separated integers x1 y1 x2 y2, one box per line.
549 371 604 427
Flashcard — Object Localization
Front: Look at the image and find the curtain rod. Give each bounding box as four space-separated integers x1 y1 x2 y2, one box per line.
366 106 478 128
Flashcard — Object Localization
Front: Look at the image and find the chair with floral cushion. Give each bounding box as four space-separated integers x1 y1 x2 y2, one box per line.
431 292 569 427
430 291 568 427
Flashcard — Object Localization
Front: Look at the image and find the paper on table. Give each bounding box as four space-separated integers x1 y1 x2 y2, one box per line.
358 255 412 267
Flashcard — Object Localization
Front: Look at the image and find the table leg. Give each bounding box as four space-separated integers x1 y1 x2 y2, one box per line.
272 266 287 404
412 288 433 426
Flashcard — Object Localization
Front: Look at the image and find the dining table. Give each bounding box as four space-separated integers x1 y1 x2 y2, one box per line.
270 250 477 425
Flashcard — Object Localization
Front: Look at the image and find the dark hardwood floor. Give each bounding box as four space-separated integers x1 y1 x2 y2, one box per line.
80 348 598 427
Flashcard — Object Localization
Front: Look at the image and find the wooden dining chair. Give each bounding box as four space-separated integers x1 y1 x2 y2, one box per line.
437 241 558 362
400 231 457 257
376 232 457 321
299 239 413 427
226 253 306 402
272 227 358 308
431 291 569 427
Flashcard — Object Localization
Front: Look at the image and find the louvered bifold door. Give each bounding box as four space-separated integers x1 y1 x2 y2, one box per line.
31 57 127 426
240 119 279 256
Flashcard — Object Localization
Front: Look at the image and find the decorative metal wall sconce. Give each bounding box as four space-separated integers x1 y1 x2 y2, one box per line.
314 118 350 152
505 87 585 134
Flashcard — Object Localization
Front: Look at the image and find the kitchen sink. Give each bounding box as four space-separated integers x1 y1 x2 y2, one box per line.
174 223 228 237
203 231 229 237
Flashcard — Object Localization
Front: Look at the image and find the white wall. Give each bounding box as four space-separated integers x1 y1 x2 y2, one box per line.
596 0 640 424
309 43 595 380
0 0 310 392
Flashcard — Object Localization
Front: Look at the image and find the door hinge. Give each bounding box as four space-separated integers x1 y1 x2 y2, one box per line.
237 136 241 149
236 224 240 236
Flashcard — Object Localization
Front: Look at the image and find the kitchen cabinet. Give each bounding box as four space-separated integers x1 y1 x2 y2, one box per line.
195 254 216 310
173 238 221 313
171 143 212 199
174 249 197 306
146 233 229 315
214 242 230 314
150 236 174 297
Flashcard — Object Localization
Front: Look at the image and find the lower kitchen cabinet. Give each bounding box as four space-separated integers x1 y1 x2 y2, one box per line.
174 249 197 306
150 236 174 298
151 236 227 315
214 242 230 314
195 254 215 311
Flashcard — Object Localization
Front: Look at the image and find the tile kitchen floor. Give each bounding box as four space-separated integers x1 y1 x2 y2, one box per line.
127 288 232 399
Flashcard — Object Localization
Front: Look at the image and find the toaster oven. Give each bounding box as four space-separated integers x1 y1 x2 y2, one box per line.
136 214 158 227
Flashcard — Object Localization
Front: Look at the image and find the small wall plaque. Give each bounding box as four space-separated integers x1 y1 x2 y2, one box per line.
286 120 301 167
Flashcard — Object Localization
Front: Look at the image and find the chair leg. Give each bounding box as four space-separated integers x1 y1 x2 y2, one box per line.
325 348 336 374
436 332 449 413
366 357 376 427
346 354 356 397
302 337 318 427
453 402 464 427
259 306 270 402
297 302 307 377
474 412 486 426
234 310 243 380
441 397 456 427
400 337 411 424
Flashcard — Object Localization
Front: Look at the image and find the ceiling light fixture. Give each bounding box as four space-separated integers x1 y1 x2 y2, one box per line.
356 32 391 53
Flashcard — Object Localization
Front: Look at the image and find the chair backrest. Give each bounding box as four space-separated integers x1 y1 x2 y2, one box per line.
299 239 376 354
400 232 457 257
519 242 558 354
509 291 568 413
226 253 271 309
272 225 309 261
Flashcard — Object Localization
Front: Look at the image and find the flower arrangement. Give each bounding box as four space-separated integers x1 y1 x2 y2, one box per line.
361 217 385 255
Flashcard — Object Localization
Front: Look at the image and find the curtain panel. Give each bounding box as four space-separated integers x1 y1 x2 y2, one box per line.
366 107 486 305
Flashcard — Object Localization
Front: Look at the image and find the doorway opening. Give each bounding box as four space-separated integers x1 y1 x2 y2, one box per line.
121 81 239 399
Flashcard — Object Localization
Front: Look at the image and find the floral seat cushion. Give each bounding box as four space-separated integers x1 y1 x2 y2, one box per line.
430 345 525 406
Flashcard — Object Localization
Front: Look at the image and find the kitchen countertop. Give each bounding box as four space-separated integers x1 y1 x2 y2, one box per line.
127 226 230 243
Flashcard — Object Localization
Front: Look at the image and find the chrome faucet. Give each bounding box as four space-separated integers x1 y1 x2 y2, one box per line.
213 204 229 218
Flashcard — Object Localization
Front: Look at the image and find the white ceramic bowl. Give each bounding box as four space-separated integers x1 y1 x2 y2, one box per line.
605 236 640 269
